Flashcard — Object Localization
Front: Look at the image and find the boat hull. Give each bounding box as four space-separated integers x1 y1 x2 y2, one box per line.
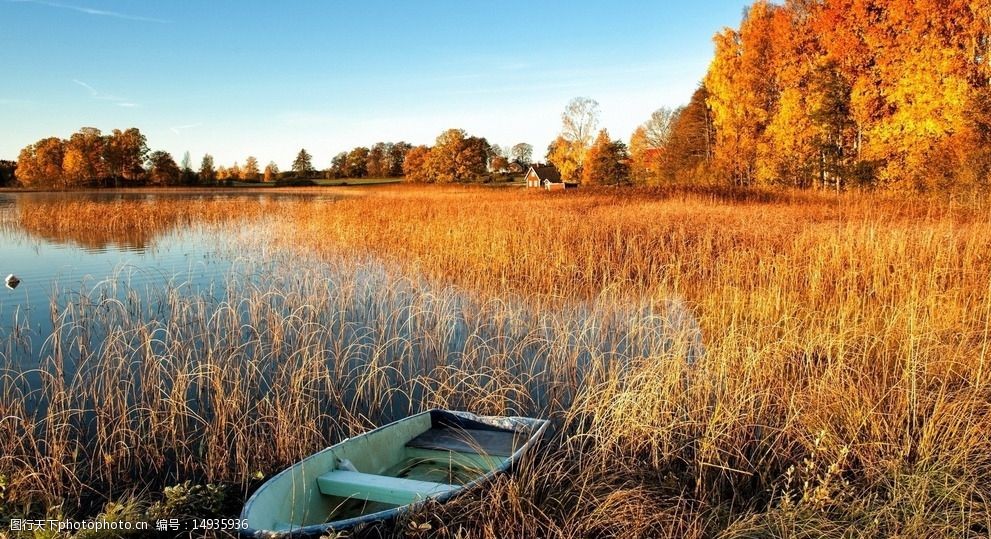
240 409 549 538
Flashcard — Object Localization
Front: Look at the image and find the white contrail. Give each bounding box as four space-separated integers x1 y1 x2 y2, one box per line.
6 0 169 23
170 123 202 135
72 79 140 108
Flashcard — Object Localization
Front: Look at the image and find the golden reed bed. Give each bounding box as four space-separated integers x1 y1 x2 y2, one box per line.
1 185 988 537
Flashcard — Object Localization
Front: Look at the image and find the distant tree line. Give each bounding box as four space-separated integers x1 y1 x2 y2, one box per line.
399 132 534 184
10 127 260 188
403 129 529 183
328 142 411 179
204 155 280 184
8 127 536 188
0 97 712 190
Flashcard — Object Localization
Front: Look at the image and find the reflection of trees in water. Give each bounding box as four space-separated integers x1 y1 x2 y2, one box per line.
0 197 17 233
13 193 281 251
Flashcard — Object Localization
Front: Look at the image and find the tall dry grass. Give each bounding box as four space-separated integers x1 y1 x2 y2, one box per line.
0 185 989 537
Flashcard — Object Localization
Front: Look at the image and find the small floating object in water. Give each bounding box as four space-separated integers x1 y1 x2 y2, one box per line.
241 409 549 537
4 274 19 289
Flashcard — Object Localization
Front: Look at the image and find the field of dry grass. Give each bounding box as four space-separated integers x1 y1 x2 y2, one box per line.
1 185 989 537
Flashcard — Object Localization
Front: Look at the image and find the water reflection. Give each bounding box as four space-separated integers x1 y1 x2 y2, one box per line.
0 191 301 352
5 192 298 252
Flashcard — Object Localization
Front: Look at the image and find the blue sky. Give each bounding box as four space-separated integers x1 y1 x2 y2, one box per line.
0 0 749 168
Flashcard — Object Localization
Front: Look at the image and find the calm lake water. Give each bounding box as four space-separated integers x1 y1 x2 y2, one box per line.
3 199 218 317
0 191 329 367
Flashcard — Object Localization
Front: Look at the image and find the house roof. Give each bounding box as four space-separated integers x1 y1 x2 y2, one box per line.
527 165 562 183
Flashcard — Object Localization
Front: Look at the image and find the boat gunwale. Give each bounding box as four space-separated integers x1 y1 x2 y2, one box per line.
240 409 550 538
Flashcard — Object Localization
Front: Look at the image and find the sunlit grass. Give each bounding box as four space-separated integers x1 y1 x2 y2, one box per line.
1 185 989 537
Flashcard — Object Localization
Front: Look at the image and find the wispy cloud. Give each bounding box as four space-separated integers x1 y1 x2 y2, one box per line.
73 79 118 100
6 0 170 23
72 79 140 108
169 123 201 135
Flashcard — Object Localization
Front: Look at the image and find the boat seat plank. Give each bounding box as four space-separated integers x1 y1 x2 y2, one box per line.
316 470 457 506
406 428 521 457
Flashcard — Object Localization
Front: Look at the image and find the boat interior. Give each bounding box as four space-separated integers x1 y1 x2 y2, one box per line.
246 411 531 532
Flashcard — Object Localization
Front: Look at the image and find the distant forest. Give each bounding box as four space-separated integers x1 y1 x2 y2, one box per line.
5 0 990 191
7 126 536 188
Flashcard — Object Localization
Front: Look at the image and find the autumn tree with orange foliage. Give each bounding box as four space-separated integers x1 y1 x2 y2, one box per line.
105 128 148 185
242 156 260 182
16 127 151 188
17 137 65 188
705 1 779 186
402 145 431 183
263 161 279 183
582 129 630 186
700 0 991 190
63 128 107 186
399 130 491 183
628 127 654 185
